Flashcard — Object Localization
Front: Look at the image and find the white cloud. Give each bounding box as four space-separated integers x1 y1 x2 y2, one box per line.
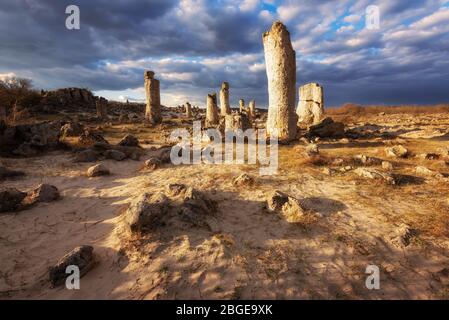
0 72 17 82
239 0 259 12
343 14 361 24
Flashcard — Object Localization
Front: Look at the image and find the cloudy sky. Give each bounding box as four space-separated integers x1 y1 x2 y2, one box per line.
0 0 448 108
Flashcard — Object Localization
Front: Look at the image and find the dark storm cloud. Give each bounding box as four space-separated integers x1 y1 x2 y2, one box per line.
0 0 448 106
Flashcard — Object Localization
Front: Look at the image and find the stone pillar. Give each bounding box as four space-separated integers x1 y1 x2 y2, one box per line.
263 21 297 142
296 83 324 125
219 82 231 116
206 93 219 127
239 99 245 113
96 97 108 120
248 100 256 118
144 70 162 124
185 102 192 118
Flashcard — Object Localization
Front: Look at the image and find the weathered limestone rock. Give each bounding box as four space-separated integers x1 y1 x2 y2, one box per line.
305 143 319 157
266 190 307 223
219 82 231 116
78 130 109 146
60 122 84 138
104 150 126 161
96 97 108 120
239 99 245 113
224 113 251 131
49 245 95 287
263 21 297 143
205 93 219 127
74 149 100 163
296 83 324 125
125 192 170 233
248 100 256 119
144 71 162 124
354 168 396 184
87 163 110 177
144 157 161 170
185 102 192 118
26 184 60 203
0 188 27 212
306 117 345 138
385 145 408 158
233 173 255 187
118 134 139 147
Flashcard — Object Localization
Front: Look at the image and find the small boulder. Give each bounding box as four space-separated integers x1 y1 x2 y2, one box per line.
415 166 443 178
385 145 408 158
392 224 417 247
166 183 188 197
125 192 170 233
281 197 306 223
118 134 139 147
60 122 84 138
0 188 27 212
233 173 254 186
48 245 95 287
305 143 319 157
27 184 60 203
78 130 108 146
87 164 110 177
355 155 383 166
382 161 394 170
266 190 289 212
104 150 126 161
354 168 396 184
144 157 161 170
307 117 345 138
74 149 100 163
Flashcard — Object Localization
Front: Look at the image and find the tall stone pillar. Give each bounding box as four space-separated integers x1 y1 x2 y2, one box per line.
96 97 108 120
185 102 192 118
296 83 324 125
219 82 231 116
206 93 219 127
248 100 256 118
239 99 245 113
144 70 162 124
263 21 297 142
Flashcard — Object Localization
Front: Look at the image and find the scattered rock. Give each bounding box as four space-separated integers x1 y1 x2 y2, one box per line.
281 197 306 223
60 122 84 138
415 166 443 178
392 224 417 247
144 157 161 170
26 184 60 203
382 161 394 170
78 130 108 146
166 183 188 197
181 187 217 217
233 173 254 186
307 117 345 138
125 192 170 232
385 145 408 158
74 149 100 162
354 168 396 184
48 245 95 287
266 190 289 212
355 154 383 166
118 134 139 147
419 153 440 160
104 150 126 161
87 164 110 177
305 143 319 157
0 188 27 212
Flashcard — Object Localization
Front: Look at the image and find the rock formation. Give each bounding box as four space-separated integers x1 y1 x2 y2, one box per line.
219 82 231 116
248 100 256 119
144 71 162 124
38 88 95 112
263 21 297 143
206 93 219 127
96 97 108 120
185 102 192 118
296 83 324 125
239 99 245 113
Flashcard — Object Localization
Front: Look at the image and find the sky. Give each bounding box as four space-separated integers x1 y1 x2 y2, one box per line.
0 0 448 108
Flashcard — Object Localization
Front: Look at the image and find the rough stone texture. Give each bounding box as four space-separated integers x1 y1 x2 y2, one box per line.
354 168 396 184
48 245 95 287
144 157 161 170
392 224 417 247
296 83 324 125
104 150 126 161
185 102 193 118
38 88 95 112
96 97 108 120
305 143 319 157
382 161 394 170
78 130 109 146
118 134 139 147
239 99 245 113
219 82 231 116
166 183 188 197
74 149 101 163
206 93 219 127
266 190 289 212
181 187 218 218
248 100 256 119
60 122 84 138
307 117 345 138
125 192 170 233
266 190 307 222
233 173 254 186
0 188 27 212
144 71 162 124
385 145 408 158
224 113 251 132
415 166 443 178
26 184 60 203
263 21 297 143
87 164 110 177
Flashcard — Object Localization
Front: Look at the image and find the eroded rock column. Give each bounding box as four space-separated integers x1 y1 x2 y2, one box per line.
185 102 192 118
239 99 245 113
144 71 162 124
263 21 297 142
248 100 256 118
96 97 108 120
296 83 324 125
220 82 231 116
206 93 219 127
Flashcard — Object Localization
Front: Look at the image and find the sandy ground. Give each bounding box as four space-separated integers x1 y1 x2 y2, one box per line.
1 111 449 300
